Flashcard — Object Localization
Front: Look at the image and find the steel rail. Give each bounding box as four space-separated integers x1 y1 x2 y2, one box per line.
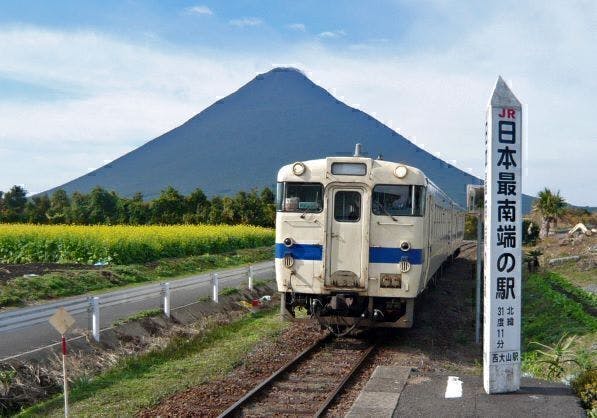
217 334 333 418
218 334 376 418
314 340 377 417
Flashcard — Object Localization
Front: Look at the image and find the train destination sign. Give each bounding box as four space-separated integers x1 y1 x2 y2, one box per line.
483 76 523 394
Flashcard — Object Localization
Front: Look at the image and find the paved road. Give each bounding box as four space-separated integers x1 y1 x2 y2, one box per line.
0 261 274 360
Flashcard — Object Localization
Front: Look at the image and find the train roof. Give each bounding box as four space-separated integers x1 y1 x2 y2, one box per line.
278 156 425 184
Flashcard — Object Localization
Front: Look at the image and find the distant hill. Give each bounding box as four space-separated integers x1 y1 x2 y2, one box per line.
45 67 533 212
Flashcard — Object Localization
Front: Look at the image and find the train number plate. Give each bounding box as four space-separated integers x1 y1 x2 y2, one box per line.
380 273 402 288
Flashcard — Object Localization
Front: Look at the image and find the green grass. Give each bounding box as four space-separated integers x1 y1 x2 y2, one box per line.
0 246 273 308
549 260 596 288
219 287 241 296
522 272 596 378
19 309 287 417
113 309 164 326
542 272 597 310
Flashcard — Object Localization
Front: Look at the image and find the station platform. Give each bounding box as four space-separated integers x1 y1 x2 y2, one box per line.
347 366 586 417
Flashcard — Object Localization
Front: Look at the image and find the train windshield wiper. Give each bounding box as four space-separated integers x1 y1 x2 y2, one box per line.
379 204 398 222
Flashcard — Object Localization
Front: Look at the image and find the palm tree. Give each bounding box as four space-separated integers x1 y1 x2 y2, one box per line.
533 188 566 238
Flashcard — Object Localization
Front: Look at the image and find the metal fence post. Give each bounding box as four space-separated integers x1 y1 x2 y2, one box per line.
88 296 100 342
248 265 254 291
212 273 219 303
161 282 171 318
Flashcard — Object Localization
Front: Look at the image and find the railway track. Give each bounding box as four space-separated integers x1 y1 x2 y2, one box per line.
218 334 376 418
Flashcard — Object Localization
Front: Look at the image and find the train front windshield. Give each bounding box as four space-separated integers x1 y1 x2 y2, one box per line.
276 182 323 212
372 185 425 216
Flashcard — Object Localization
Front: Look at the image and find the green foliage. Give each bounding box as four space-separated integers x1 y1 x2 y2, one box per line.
19 309 286 417
464 213 478 240
0 185 276 227
572 369 597 413
523 273 597 349
533 188 566 237
530 333 580 379
542 272 597 310
115 309 164 325
522 272 596 382
219 287 241 296
0 185 28 223
0 246 274 307
0 368 16 396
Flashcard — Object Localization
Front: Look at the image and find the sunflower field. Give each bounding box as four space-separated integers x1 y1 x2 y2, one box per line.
0 224 274 264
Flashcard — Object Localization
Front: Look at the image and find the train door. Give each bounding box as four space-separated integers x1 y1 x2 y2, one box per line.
325 187 367 288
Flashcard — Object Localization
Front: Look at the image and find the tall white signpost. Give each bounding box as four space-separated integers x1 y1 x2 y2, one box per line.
483 76 522 394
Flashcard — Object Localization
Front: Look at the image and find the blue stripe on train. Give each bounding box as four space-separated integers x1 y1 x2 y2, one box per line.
275 243 424 265
275 243 323 260
369 247 424 264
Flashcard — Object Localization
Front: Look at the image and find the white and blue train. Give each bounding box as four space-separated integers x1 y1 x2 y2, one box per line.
275 145 465 333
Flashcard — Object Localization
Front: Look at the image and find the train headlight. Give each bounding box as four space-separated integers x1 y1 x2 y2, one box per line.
394 165 408 178
292 162 306 176
400 241 411 251
283 237 295 247
283 254 295 269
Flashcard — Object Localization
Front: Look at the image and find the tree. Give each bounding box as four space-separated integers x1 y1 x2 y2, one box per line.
208 196 224 224
151 187 186 224
88 187 118 224
533 188 566 238
186 188 210 224
3 185 28 222
47 189 71 224
221 197 236 224
127 193 150 225
70 192 90 224
260 187 276 227
25 194 51 223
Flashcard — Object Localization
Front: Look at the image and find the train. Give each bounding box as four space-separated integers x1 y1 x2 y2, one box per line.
274 145 465 335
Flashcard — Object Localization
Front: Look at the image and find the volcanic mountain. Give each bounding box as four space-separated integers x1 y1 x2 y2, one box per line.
47 67 529 210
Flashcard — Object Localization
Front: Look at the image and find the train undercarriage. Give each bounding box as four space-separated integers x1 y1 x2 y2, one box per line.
281 292 415 335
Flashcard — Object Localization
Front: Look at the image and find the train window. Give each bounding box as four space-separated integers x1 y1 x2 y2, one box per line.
334 191 361 222
276 182 323 213
331 162 367 176
372 185 425 216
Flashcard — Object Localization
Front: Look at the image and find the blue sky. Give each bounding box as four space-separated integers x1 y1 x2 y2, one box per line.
0 1 595 204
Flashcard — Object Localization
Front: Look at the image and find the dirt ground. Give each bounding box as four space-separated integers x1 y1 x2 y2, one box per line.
0 263 101 283
141 246 481 417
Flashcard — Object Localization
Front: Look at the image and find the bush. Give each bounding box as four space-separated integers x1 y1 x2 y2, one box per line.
464 214 478 240
572 369 597 413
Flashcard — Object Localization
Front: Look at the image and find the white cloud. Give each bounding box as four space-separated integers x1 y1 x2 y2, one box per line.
287 23 306 32
318 30 346 39
228 17 262 27
0 4 595 204
186 5 213 15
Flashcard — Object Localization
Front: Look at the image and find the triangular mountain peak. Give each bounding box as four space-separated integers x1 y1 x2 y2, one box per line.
43 68 534 210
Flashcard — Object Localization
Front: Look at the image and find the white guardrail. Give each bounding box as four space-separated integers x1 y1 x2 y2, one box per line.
0 262 275 341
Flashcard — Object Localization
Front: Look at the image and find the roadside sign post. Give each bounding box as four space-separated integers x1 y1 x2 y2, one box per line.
49 307 76 418
483 76 523 394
